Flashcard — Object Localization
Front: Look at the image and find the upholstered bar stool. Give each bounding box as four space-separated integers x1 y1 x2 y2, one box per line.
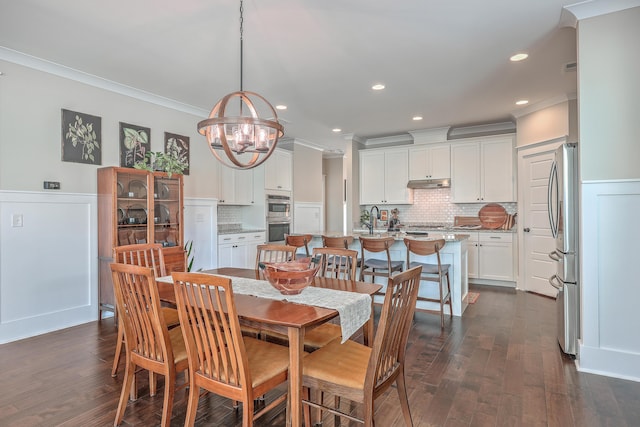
321 235 354 249
403 237 452 328
285 234 313 260
359 236 404 295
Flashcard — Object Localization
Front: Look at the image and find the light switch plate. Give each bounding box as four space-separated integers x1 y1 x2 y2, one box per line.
12 214 23 227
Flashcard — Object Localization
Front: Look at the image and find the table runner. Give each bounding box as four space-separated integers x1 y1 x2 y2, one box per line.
157 274 372 343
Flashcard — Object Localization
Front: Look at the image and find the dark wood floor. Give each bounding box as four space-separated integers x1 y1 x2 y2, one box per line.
1 284 639 426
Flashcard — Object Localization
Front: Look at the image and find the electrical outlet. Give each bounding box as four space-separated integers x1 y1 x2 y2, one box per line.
44 181 61 190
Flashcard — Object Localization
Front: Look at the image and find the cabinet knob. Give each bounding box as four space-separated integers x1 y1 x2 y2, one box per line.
524 227 530 232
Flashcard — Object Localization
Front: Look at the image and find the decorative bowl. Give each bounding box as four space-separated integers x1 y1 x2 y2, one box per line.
259 258 320 295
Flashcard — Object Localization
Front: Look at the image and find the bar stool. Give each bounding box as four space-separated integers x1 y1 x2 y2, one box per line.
359 236 404 294
403 237 452 328
285 234 313 260
321 235 354 249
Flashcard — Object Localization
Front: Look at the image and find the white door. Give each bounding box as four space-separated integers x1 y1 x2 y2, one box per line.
518 139 564 297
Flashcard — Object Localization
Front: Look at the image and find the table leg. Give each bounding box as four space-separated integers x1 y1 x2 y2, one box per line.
287 327 304 427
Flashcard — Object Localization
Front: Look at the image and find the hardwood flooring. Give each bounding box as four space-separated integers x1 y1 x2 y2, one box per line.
1 284 639 426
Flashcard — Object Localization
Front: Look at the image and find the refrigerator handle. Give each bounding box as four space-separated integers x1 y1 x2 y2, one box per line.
547 160 558 238
549 274 563 290
548 250 561 261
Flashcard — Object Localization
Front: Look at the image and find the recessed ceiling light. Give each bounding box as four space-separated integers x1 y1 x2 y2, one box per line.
371 83 385 91
515 99 529 105
510 53 528 62
332 128 342 133
275 105 287 110
412 116 423 121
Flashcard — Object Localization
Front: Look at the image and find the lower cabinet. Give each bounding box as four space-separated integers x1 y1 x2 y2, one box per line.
465 232 515 283
218 232 266 269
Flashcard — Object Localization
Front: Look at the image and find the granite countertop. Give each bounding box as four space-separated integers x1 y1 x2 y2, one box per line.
320 230 470 242
218 227 266 235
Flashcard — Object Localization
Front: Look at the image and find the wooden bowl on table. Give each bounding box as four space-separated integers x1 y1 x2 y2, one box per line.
259 258 320 295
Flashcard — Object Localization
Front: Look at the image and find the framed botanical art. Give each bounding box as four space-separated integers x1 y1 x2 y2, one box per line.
61 109 102 165
164 132 190 175
119 122 150 168
380 209 389 222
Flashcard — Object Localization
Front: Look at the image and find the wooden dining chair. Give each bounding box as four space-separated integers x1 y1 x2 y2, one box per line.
404 237 452 328
111 243 181 386
172 271 290 427
313 247 358 281
302 265 422 427
255 244 297 269
359 236 404 293
110 263 189 427
284 233 313 259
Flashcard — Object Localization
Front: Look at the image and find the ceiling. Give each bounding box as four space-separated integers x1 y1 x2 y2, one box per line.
0 0 583 153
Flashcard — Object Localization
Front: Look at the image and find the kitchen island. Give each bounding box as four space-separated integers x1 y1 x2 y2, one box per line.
309 232 470 317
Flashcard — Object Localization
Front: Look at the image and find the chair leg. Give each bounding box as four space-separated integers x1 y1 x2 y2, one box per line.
395 367 414 427
111 323 124 377
160 372 175 427
184 383 200 427
115 359 136 426
446 272 453 321
149 372 156 397
303 387 312 427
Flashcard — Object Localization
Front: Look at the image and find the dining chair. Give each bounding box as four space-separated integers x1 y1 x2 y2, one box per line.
301 265 422 427
255 244 297 269
172 271 290 427
404 237 452 328
284 233 313 259
110 263 189 427
111 243 181 388
359 236 404 293
313 247 358 281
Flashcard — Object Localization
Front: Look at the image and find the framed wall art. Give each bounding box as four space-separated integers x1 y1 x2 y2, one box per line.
119 122 150 168
380 209 389 222
61 109 102 165
164 132 190 175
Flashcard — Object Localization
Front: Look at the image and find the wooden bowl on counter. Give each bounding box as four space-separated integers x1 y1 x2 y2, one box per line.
259 258 321 295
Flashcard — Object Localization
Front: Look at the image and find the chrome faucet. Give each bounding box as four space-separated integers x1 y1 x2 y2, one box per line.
364 205 380 234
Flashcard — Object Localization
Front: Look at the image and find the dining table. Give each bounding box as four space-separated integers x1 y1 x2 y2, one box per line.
156 267 381 427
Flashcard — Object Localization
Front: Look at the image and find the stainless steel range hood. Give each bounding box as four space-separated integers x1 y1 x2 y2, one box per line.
407 178 450 189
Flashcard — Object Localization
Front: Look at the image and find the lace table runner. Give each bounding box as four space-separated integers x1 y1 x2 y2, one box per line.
158 275 372 343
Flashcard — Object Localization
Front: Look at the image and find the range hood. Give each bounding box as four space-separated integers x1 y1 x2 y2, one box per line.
407 178 450 189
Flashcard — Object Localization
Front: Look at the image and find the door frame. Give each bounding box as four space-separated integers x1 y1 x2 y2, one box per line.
516 136 566 291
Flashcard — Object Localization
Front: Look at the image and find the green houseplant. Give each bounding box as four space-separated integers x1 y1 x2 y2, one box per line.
134 151 187 177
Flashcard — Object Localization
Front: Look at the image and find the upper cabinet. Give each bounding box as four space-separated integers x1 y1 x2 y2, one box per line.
451 134 515 203
218 167 255 205
408 143 451 180
264 149 292 192
360 147 413 205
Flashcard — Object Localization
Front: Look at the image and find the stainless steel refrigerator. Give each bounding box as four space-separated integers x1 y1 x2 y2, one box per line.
547 143 579 356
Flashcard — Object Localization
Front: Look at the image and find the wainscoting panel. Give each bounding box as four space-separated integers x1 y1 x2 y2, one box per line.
184 198 218 272
0 191 98 343
579 180 640 381
293 202 324 235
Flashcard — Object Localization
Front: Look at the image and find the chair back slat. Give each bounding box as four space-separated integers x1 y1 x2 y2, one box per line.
365 266 421 392
172 272 249 391
312 247 358 280
110 263 173 365
255 244 298 269
114 243 167 277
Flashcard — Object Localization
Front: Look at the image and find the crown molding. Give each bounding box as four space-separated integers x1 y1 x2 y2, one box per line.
561 0 640 27
0 47 208 117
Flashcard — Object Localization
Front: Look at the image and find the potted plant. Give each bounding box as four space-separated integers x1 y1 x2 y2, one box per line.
134 151 187 177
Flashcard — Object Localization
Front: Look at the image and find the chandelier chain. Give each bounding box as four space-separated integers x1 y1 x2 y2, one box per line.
239 0 244 92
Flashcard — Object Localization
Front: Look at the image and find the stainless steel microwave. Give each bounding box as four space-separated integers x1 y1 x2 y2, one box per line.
266 194 291 221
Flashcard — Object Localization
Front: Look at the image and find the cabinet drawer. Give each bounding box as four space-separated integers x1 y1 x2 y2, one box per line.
218 232 265 245
479 232 512 243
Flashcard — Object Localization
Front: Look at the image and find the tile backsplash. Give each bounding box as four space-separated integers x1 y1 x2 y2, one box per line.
361 188 517 225
218 205 243 226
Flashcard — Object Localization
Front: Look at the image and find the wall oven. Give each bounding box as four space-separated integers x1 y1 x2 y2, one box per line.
266 193 291 243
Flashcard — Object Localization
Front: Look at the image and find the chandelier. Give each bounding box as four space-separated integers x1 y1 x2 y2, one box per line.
197 0 284 170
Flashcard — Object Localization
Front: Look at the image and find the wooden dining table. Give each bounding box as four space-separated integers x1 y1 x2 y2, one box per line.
156 267 381 427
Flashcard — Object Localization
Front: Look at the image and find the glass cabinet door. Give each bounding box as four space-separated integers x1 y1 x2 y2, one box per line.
115 170 151 246
153 174 182 248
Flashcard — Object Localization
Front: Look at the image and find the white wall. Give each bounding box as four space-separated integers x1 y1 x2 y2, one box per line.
0 54 220 342
576 6 640 381
323 157 344 233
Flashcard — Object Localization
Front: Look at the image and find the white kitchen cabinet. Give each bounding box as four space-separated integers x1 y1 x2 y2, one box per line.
264 149 292 192
408 143 451 180
466 231 515 283
218 168 254 205
451 135 515 203
359 147 412 205
218 232 265 269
